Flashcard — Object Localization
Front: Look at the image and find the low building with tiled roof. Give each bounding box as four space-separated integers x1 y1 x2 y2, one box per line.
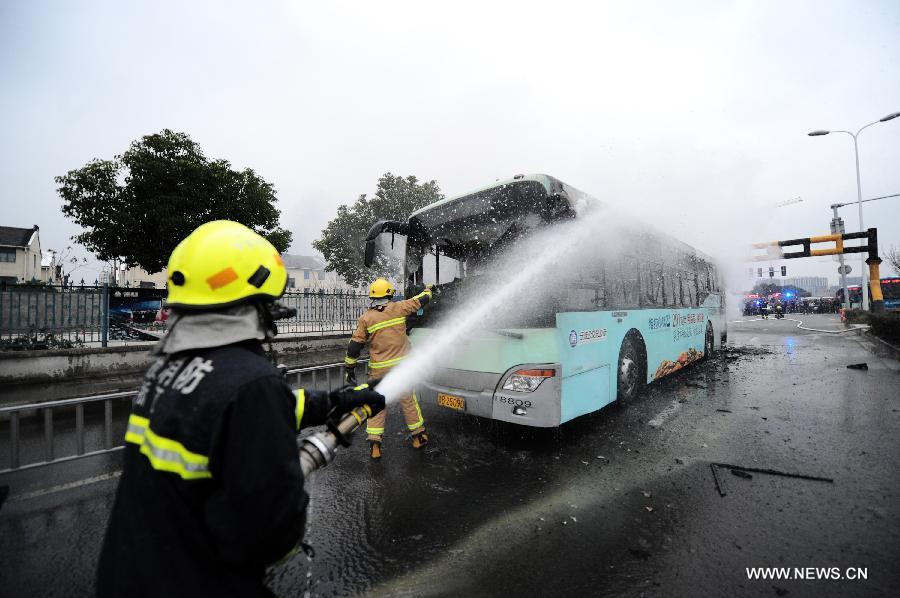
281 253 358 291
0 225 42 285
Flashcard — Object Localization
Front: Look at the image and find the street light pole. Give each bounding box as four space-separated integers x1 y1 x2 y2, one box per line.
808 110 900 311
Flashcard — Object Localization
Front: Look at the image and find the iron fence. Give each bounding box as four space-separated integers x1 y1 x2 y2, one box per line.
0 284 104 346
0 286 370 348
277 290 369 335
0 360 364 474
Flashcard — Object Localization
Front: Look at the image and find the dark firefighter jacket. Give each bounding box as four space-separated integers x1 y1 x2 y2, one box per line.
97 340 330 598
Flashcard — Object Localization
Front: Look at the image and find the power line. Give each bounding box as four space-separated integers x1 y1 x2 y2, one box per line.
831 193 900 209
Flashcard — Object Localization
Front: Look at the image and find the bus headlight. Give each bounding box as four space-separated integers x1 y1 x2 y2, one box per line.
502 369 555 393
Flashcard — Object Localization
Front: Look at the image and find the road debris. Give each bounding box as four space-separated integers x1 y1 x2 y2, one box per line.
628 548 651 560
710 462 834 496
846 363 868 370
715 408 732 413
710 463 727 497
675 457 686 464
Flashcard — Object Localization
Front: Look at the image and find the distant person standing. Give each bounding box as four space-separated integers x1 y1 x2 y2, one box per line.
344 279 433 459
760 299 769 319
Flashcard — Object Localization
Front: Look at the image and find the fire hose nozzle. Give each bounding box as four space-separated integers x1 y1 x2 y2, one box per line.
298 404 374 476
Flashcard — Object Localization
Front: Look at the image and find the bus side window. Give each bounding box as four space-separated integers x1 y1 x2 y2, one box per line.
675 272 684 306
667 264 680 306
682 269 696 307
639 261 662 307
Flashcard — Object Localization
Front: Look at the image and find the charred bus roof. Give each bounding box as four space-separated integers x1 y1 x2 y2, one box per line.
363 174 590 267
407 174 591 246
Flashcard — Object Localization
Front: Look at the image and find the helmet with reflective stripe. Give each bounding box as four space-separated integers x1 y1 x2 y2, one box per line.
369 278 395 299
166 220 287 309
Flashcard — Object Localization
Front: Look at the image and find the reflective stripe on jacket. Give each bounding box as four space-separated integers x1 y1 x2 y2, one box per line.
349 290 430 379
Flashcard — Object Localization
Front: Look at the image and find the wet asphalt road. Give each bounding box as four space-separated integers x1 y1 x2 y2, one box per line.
1 314 898 597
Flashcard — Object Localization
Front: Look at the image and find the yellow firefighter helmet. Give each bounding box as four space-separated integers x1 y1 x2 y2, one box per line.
369 278 395 299
166 220 287 309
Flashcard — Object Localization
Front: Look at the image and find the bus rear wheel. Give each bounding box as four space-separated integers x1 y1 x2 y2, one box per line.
617 335 645 403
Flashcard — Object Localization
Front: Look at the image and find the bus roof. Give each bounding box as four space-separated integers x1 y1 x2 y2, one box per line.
407 173 716 264
409 174 562 219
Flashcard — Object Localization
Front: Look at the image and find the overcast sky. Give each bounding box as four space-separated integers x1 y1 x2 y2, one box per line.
2 0 899 286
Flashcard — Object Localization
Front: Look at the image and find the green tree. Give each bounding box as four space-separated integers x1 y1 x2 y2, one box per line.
56 129 292 273
313 173 442 287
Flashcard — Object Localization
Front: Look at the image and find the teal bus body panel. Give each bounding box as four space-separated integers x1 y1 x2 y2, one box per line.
559 366 611 422
408 327 559 374
555 305 722 423
410 301 723 427
555 311 619 422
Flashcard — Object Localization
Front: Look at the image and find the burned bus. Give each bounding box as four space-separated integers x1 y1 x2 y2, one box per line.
364 174 725 427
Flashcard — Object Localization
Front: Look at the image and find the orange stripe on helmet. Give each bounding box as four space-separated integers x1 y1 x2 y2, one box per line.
206 267 239 290
273 253 284 266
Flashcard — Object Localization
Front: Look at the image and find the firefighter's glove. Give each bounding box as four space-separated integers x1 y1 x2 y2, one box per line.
329 384 385 417
344 367 357 386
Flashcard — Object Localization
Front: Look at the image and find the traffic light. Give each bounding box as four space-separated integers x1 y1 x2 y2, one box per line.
781 266 787 277
757 268 763 278
769 267 774 278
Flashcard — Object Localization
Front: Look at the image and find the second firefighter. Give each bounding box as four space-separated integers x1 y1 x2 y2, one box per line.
345 278 433 459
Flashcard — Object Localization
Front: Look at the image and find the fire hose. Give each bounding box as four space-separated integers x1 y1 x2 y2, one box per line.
298 404 374 476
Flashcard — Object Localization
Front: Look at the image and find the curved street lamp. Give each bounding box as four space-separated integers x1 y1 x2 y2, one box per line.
808 111 900 311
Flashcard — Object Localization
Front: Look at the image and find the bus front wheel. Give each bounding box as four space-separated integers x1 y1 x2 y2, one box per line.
617 335 646 403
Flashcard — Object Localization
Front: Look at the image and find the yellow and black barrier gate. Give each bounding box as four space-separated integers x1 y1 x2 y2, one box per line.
751 227 884 312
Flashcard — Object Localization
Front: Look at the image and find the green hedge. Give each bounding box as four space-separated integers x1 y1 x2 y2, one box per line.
845 309 900 345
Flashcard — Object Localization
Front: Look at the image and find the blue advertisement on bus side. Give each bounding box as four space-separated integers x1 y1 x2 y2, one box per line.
556 307 720 423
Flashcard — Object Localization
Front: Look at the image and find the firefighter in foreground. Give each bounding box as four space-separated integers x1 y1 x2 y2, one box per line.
97 221 384 597
345 278 433 459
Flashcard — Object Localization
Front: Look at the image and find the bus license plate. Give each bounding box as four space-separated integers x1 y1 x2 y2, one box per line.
437 393 465 411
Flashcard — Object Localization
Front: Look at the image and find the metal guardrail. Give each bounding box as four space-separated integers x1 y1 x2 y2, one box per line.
0 360 363 474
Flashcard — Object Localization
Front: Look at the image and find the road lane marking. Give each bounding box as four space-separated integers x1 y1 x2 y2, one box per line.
8 471 121 502
648 399 682 428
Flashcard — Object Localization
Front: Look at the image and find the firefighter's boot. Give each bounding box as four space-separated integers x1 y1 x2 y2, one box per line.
411 431 429 450
369 441 382 460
